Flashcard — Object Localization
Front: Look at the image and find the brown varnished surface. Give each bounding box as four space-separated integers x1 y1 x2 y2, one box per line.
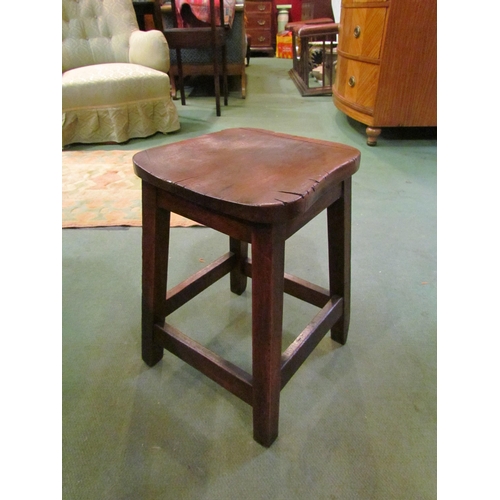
333 0 437 136
133 128 360 223
138 128 359 446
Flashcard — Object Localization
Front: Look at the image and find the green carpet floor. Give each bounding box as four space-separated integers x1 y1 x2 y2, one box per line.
62 57 437 499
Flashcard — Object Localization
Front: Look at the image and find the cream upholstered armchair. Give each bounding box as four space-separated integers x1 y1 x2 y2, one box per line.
62 0 180 146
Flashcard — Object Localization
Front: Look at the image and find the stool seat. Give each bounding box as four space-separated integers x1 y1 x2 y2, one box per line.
133 128 359 223
134 128 360 447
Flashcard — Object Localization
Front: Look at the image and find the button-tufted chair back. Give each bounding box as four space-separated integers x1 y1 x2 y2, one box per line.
62 0 140 72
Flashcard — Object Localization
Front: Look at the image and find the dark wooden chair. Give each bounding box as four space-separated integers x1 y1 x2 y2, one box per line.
299 0 334 21
133 128 361 446
132 0 164 31
286 0 338 96
163 0 229 116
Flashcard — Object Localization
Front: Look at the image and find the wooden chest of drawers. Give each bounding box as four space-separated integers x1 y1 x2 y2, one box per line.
333 0 437 145
245 0 276 55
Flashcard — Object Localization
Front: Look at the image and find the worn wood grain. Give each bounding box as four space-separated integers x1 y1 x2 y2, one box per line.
136 128 360 446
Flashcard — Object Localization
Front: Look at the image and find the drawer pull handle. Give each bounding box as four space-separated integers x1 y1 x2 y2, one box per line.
258 20 266 25
258 36 266 42
258 5 265 10
353 25 361 38
348 76 356 87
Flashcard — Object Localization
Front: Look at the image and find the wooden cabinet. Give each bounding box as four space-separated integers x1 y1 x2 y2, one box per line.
245 0 276 55
333 0 437 145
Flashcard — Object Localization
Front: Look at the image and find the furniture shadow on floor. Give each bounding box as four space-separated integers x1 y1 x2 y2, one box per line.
343 117 437 144
182 75 245 98
377 127 437 141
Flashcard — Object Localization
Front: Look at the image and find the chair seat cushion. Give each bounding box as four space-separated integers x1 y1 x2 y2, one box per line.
62 62 180 145
62 62 171 109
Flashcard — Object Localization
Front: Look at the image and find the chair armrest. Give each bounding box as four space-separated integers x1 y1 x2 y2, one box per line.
297 22 339 37
285 18 334 32
129 30 171 73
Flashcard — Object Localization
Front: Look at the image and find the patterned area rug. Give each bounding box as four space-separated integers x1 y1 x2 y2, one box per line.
62 149 201 228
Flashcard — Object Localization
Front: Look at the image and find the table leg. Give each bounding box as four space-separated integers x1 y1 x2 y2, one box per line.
141 182 170 366
328 178 352 345
229 237 248 295
251 224 286 446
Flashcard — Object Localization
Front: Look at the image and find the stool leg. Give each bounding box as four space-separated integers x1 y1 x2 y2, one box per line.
229 237 248 295
328 178 352 345
141 182 170 367
251 224 285 447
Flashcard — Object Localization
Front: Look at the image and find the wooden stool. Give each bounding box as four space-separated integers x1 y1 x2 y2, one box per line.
133 128 360 447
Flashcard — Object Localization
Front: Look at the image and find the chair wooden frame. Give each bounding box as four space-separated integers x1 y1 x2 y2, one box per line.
132 0 164 30
163 0 229 116
286 20 339 96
